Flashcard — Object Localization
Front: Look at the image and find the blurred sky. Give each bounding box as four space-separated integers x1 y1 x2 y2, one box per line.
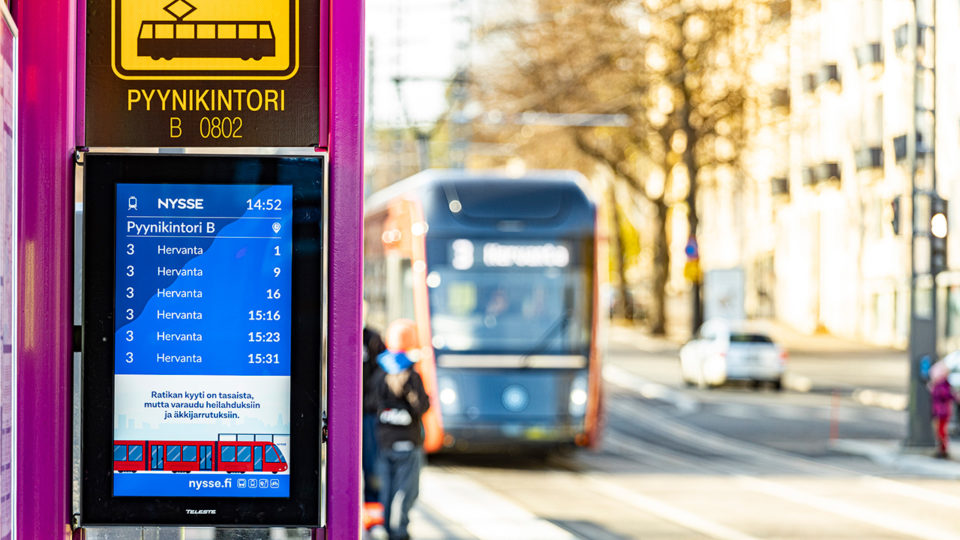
365 0 473 127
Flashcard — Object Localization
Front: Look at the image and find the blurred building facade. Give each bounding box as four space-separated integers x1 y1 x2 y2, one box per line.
725 0 960 349
695 0 790 326
364 0 960 349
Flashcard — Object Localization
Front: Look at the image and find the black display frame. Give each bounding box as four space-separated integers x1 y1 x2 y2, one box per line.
79 152 325 526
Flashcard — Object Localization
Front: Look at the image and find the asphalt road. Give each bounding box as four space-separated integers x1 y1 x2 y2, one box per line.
403 324 960 540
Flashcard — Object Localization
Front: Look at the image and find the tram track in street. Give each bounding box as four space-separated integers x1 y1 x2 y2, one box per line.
411 319 960 540
596 389 960 539
422 379 960 539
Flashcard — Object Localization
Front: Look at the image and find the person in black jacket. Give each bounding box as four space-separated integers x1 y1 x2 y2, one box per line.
373 319 430 540
362 306 387 505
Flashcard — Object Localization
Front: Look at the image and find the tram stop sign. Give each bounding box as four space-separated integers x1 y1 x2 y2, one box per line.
85 0 322 146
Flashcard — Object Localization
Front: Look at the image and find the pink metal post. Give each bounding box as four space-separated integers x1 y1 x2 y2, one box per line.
11 0 362 534
325 0 364 538
15 0 77 535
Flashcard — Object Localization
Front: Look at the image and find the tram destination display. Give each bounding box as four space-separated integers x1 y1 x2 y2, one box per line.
114 183 292 497
81 153 324 526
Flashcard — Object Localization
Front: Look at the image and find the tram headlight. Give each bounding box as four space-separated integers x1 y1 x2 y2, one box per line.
569 374 588 417
438 377 460 415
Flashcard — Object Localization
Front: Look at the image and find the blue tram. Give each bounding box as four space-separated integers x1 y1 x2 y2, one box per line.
364 170 603 452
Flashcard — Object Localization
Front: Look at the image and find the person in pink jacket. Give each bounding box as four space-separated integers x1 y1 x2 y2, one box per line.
931 377 958 458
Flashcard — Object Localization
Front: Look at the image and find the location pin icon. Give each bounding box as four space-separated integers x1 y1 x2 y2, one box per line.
272 222 282 234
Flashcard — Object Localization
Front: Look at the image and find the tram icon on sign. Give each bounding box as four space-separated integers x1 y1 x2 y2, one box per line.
138 0 275 61
111 0 298 80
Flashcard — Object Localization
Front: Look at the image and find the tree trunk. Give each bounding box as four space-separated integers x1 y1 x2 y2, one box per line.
608 185 632 320
650 199 670 335
681 98 703 333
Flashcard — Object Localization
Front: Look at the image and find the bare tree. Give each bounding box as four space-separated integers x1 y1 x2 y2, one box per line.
474 0 776 334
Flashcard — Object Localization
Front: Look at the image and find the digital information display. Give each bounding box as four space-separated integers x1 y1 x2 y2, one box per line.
81 153 324 526
113 183 292 498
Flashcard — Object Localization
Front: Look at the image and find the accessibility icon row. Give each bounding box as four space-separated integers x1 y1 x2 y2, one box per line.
237 478 281 490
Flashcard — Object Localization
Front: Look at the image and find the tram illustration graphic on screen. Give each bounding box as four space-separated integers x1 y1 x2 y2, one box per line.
137 0 276 61
114 439 288 473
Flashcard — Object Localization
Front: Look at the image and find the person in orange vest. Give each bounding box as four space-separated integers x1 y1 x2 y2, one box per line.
372 319 430 540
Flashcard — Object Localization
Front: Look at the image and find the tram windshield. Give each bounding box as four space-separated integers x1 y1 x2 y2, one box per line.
427 264 591 355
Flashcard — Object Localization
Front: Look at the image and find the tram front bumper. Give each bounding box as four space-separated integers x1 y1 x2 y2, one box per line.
439 419 584 451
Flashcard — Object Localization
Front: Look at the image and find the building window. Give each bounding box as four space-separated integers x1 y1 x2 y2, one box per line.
947 286 960 338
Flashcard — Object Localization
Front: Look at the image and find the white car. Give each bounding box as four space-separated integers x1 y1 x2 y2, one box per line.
679 320 787 390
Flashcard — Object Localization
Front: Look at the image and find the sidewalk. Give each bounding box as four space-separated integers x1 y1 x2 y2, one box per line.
362 467 578 540
830 438 960 479
751 318 910 359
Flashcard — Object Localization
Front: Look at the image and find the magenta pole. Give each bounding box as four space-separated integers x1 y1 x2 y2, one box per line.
13 0 358 534
325 0 364 538
15 0 77 535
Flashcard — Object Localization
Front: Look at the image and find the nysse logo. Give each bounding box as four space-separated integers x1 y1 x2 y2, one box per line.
157 197 205 210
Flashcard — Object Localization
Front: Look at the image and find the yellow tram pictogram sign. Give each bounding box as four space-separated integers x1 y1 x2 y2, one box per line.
112 0 298 80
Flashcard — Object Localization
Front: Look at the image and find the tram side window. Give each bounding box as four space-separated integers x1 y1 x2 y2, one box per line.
114 444 126 461
237 445 252 463
266 446 280 463
176 22 196 40
197 23 216 39
155 23 173 39
217 23 237 39
238 23 257 39
363 211 389 331
401 262 415 320
182 445 197 462
166 445 181 462
128 444 143 461
221 446 236 462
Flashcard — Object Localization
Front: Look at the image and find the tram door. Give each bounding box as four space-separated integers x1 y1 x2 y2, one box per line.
199 445 213 471
150 445 164 470
253 447 263 471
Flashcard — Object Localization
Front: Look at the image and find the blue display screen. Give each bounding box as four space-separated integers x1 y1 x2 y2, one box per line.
113 183 292 498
